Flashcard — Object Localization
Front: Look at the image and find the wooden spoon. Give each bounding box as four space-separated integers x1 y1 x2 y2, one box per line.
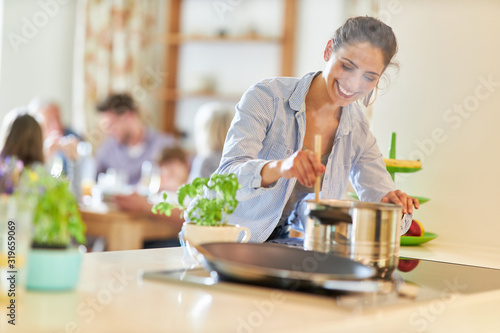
314 134 322 203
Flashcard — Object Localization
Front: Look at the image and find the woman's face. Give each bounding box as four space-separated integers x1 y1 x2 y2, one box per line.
322 40 385 106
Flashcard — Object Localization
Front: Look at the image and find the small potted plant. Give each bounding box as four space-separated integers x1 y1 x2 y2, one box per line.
15 165 87 290
152 173 250 250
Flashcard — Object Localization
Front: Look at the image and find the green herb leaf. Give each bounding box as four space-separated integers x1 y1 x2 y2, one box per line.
151 173 240 227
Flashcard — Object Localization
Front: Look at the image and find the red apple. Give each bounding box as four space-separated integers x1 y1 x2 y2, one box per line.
403 219 425 237
397 258 421 272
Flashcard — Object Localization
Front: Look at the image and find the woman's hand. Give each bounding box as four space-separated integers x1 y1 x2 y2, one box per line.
381 190 420 214
280 150 325 187
261 149 325 187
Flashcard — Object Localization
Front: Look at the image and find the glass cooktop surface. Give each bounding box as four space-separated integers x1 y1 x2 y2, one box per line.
143 251 500 309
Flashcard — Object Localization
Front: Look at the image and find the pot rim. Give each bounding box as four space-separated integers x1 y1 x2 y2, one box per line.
182 222 240 228
306 199 402 211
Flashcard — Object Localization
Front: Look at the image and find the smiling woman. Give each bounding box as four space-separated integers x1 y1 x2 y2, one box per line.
209 16 419 243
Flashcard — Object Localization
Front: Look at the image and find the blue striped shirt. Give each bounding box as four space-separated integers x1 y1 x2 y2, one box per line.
215 71 395 242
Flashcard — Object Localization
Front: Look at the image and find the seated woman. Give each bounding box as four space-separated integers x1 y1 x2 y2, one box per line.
1 112 44 166
0 107 26 151
1 112 106 252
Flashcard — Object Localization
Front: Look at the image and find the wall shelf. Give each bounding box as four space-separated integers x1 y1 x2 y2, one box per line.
158 34 282 44
157 89 243 102
159 0 297 134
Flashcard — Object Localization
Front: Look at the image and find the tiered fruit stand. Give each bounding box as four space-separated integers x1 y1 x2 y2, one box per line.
350 132 437 245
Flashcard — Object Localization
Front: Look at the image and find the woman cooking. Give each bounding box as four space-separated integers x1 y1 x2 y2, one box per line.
214 16 419 242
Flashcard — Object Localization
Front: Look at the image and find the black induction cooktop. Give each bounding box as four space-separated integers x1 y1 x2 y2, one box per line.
144 254 500 310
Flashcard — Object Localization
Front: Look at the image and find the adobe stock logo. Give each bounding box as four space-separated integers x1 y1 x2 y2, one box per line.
8 0 70 53
407 74 499 163
212 0 244 22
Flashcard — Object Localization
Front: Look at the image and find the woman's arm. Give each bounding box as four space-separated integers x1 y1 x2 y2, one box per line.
219 87 325 196
216 85 279 199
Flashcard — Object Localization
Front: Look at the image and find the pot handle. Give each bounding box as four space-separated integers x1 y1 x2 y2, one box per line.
309 207 352 225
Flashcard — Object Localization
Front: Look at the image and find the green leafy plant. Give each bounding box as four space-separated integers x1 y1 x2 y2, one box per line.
15 165 86 248
152 173 239 226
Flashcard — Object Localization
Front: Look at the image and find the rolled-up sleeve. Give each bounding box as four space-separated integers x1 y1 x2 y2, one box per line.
216 84 279 201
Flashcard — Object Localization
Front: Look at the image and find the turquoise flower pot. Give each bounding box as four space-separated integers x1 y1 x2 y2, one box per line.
26 248 83 290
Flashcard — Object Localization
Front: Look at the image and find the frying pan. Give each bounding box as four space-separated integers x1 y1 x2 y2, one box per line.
195 242 391 293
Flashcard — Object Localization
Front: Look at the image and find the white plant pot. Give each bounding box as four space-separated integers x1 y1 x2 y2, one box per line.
180 222 251 263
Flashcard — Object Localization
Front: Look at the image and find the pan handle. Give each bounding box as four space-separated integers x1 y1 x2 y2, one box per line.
309 207 353 225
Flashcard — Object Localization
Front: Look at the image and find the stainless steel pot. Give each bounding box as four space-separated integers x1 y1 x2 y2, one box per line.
304 199 403 278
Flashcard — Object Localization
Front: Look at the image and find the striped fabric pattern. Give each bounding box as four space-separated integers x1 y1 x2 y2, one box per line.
214 71 395 242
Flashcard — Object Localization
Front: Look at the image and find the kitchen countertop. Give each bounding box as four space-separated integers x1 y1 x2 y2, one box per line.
3 240 500 333
400 240 500 269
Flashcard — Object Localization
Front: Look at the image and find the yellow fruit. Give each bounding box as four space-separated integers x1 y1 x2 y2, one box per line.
384 159 422 169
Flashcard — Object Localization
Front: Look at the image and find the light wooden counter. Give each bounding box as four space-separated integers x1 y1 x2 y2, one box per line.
2 241 500 333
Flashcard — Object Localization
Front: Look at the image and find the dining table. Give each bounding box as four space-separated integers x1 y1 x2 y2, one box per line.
79 205 181 251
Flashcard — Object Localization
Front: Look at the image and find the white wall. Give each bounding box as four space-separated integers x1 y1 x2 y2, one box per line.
0 0 76 124
295 0 347 75
372 0 500 248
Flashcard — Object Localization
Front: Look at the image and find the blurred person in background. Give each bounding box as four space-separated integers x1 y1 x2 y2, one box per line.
0 107 27 151
188 102 234 181
29 98 86 198
95 93 177 186
113 146 189 247
113 146 190 217
155 146 191 196
28 98 82 165
2 108 103 252
1 112 44 166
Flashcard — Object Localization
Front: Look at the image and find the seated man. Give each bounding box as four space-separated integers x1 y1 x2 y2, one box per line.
95 93 177 186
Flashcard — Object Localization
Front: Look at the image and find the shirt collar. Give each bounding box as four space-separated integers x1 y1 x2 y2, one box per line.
289 71 321 112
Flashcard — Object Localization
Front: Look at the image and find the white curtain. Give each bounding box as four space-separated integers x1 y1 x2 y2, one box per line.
72 0 163 147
